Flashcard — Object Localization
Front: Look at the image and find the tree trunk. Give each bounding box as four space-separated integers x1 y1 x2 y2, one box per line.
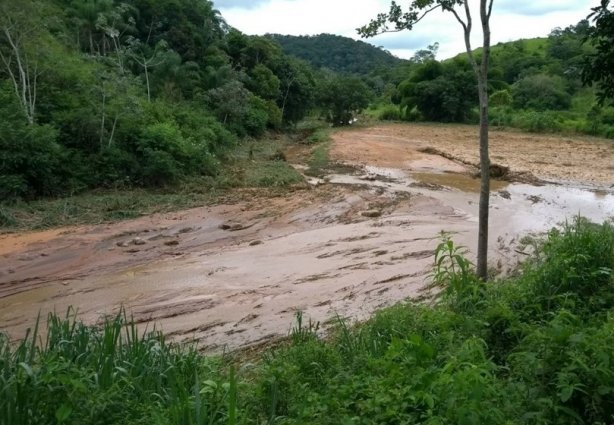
476 83 490 280
0 27 36 124
476 0 492 281
100 91 106 149
144 62 151 102
280 79 293 123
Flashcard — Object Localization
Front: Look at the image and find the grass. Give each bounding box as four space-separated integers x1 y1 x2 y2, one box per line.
0 184 222 232
0 309 238 425
0 133 307 233
305 140 331 178
3 218 614 424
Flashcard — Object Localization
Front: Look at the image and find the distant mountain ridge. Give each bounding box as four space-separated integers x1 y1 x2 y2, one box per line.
266 33 405 75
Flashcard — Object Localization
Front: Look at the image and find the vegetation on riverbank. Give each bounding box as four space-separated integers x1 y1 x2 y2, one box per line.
2 218 613 424
0 129 314 232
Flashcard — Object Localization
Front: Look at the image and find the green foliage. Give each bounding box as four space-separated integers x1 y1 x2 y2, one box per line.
520 218 614 316
396 61 478 122
582 0 614 103
318 75 373 125
368 20 614 138
433 236 485 313
489 89 513 107
0 119 69 200
267 33 404 75
512 74 572 111
244 161 303 188
136 122 191 185
377 104 403 121
0 310 239 425
0 0 338 200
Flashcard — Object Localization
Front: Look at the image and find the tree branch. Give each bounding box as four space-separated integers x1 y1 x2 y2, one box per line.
358 3 442 37
415 5 444 26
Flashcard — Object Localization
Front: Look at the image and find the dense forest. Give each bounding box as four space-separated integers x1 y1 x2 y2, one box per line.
266 33 405 75
0 0 376 202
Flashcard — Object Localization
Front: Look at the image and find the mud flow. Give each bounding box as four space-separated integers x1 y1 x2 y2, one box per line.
1 124 613 352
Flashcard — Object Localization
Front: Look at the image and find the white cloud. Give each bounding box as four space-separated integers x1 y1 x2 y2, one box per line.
219 0 600 60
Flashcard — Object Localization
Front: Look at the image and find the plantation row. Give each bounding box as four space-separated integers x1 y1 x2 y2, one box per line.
2 218 613 424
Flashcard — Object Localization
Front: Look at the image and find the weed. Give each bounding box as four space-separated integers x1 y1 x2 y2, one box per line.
305 141 331 177
0 309 238 425
432 234 485 312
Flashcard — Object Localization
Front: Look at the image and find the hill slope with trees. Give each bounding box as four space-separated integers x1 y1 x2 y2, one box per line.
266 33 405 75
0 0 325 201
371 20 614 138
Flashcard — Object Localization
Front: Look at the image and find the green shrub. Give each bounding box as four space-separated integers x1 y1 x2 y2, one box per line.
0 121 70 199
489 89 513 107
93 147 139 188
136 122 189 185
433 236 485 313
244 97 269 137
378 104 402 121
522 218 614 315
512 74 572 111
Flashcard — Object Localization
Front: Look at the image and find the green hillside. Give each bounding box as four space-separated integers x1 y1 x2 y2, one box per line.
266 33 406 75
372 21 614 138
0 0 335 201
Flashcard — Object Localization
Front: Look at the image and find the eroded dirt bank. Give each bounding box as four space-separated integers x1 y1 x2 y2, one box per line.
1 123 613 352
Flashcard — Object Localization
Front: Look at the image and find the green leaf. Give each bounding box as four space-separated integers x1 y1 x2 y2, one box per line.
55 404 72 423
559 385 574 402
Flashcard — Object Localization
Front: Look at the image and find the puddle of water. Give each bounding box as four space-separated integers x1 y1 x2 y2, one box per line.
502 184 614 232
411 172 509 192
363 166 407 180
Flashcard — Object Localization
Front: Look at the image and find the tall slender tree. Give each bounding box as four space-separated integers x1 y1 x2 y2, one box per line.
0 0 45 125
359 0 494 280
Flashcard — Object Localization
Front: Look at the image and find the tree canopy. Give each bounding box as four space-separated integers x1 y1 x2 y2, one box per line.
266 33 405 75
582 0 614 103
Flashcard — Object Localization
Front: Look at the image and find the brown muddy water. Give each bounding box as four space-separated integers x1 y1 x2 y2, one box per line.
1 128 614 352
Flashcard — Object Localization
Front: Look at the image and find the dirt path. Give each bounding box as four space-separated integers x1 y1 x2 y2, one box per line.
1 123 613 351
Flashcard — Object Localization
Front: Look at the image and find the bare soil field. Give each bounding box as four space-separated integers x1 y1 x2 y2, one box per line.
1 123 613 352
332 123 614 185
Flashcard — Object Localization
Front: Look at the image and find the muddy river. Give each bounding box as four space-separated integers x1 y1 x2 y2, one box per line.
1 124 613 352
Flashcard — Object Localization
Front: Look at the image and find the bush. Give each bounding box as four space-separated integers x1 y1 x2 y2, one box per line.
0 121 70 199
93 147 139 188
512 74 572 111
522 218 614 315
244 97 270 137
489 89 513 107
135 122 189 185
378 105 402 121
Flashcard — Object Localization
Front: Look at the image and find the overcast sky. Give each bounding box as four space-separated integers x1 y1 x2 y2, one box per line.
215 0 600 59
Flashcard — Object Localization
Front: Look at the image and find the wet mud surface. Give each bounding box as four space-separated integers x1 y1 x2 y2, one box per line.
1 123 613 352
